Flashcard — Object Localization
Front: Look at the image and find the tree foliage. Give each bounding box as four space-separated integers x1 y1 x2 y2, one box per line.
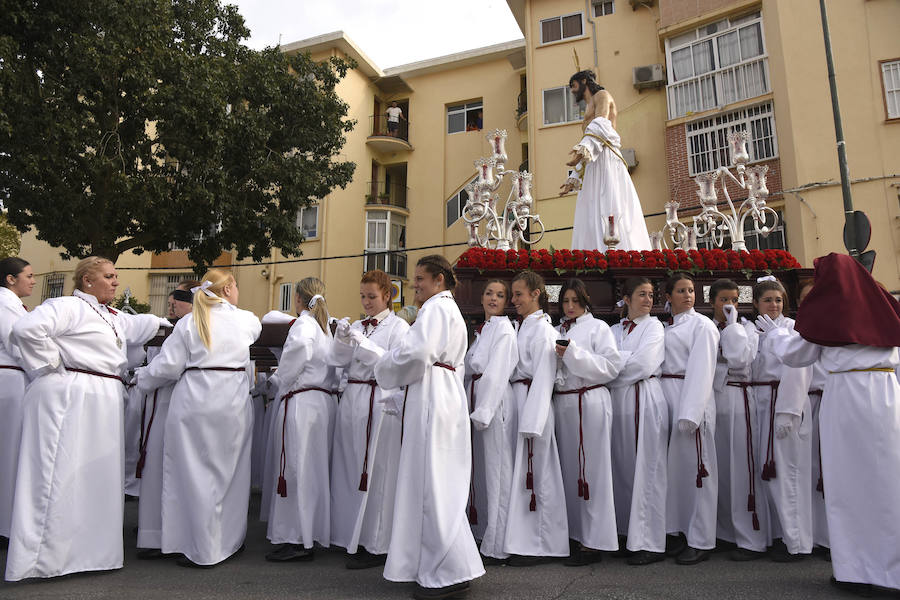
0 213 21 258
0 0 356 265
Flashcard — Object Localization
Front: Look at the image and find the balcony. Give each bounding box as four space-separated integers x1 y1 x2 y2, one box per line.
367 115 413 153
666 56 769 120
516 90 528 131
364 251 407 279
366 180 408 210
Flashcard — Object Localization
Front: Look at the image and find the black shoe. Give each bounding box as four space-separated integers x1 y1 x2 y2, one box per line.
265 543 314 563
480 555 508 566
563 547 602 567
413 581 470 599
665 533 687 557
830 576 874 597
714 538 737 553
626 551 666 566
770 545 806 563
506 554 549 567
345 549 386 570
729 548 767 562
675 547 711 565
137 548 165 560
824 549 831 562
1 535 8 549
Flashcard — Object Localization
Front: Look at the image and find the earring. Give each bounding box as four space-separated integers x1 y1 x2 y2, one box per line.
87 283 92 287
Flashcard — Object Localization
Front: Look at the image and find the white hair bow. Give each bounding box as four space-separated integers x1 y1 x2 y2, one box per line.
757 275 777 283
191 280 217 299
664 300 672 313
308 294 324 308
615 299 625 308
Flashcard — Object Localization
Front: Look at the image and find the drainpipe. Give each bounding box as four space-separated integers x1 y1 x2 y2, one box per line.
585 0 599 69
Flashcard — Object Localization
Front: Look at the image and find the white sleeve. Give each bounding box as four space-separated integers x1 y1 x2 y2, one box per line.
519 323 558 438
614 322 665 387
470 325 517 429
11 300 73 376
776 365 812 416
274 321 315 393
562 323 622 384
137 322 191 391
764 327 822 368
720 319 758 369
678 320 719 425
374 306 441 390
118 312 165 347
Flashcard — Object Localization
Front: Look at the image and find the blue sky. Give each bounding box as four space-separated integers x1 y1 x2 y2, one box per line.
229 0 524 68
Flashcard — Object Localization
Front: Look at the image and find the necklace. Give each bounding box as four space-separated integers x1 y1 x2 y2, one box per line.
77 296 123 349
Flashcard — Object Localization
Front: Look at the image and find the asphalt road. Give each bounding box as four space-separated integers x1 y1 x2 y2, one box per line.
0 492 888 600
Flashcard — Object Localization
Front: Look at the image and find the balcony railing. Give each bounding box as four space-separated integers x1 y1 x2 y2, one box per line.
370 114 410 142
366 180 408 209
517 90 527 117
365 250 407 279
666 56 769 120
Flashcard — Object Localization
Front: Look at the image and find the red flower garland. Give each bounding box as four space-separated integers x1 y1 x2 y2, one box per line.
455 247 802 273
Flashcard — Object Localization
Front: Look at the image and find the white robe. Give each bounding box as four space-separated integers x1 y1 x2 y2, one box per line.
373 291 484 588
765 330 900 589
755 316 813 555
662 309 719 550
569 116 650 252
465 315 518 559
713 318 770 551
0 286 27 539
133 339 168 550
328 310 408 555
135 303 260 566
609 314 668 553
554 313 622 551
250 368 270 489
265 312 337 548
504 310 570 557
122 331 156 498
5 290 163 581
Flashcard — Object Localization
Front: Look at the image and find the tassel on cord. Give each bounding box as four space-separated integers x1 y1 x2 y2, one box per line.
577 478 584 498
816 477 824 494
358 473 368 492
752 512 760 531
277 475 287 497
468 505 478 525
582 481 590 501
529 492 536 512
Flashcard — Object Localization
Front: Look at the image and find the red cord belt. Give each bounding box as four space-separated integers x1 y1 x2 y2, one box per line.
555 383 607 502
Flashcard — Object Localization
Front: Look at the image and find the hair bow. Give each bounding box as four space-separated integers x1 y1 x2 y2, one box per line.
757 275 777 283
191 280 217 299
615 299 625 308
308 294 324 308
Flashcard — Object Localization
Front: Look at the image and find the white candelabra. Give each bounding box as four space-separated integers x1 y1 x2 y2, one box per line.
463 129 544 250
654 131 778 252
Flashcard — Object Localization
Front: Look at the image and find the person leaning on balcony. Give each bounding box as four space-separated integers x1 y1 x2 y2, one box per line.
757 252 900 595
372 254 485 600
5 257 169 581
0 257 34 548
385 101 405 138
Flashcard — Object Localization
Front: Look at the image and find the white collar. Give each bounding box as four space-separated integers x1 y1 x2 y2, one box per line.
422 290 453 309
369 308 391 323
0 286 25 310
73 288 103 307
623 314 650 324
672 307 695 325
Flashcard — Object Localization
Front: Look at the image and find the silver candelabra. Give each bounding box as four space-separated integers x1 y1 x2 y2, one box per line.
654 130 778 252
463 129 545 250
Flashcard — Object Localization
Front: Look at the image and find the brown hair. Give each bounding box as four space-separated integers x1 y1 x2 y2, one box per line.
512 270 549 314
296 277 329 334
0 257 29 289
73 256 113 291
417 254 456 291
621 276 653 317
752 278 788 317
482 278 511 301
177 279 201 291
360 269 392 302
558 278 591 320
665 272 695 296
709 278 739 304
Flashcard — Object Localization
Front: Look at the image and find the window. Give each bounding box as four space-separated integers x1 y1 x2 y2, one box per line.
297 204 318 238
698 209 787 251
365 210 407 278
43 273 65 300
686 102 777 175
665 12 768 119
540 13 583 44
148 273 193 316
881 59 900 120
543 86 584 125
447 101 483 134
593 1 614 17
278 282 293 312
446 180 474 227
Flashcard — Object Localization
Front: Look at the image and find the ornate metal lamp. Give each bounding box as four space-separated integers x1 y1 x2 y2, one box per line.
463 129 545 250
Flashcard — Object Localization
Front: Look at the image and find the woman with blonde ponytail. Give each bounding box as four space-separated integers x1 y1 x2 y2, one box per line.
264 277 338 563
134 268 261 568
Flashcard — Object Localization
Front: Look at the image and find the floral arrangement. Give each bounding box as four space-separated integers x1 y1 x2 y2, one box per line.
455 247 803 274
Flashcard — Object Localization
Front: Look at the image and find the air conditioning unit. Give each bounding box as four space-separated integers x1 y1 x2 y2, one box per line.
621 148 638 172
632 63 666 90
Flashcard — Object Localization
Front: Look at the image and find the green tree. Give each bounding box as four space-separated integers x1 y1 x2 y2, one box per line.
0 0 355 266
0 213 21 258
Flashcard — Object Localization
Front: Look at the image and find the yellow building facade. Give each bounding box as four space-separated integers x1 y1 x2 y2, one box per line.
17 0 900 316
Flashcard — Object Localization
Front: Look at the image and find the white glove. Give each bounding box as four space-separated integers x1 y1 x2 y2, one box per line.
723 303 738 327
775 413 801 439
755 314 779 333
347 328 366 347
678 418 698 434
335 318 352 342
158 316 174 328
378 389 404 416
